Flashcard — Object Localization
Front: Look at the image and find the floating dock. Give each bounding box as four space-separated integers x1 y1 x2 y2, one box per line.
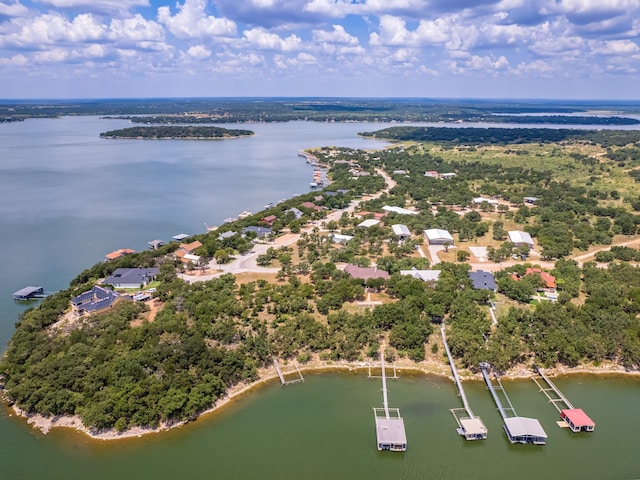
480 362 547 445
13 286 48 301
272 358 304 386
441 324 487 440
373 351 407 452
533 367 595 432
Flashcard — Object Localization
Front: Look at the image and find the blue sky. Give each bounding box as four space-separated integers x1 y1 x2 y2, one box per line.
1 0 639 99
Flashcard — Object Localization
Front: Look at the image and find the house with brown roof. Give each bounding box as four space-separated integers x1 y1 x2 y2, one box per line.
525 267 556 289
261 214 278 226
179 240 203 254
300 201 323 212
105 248 135 261
343 264 390 281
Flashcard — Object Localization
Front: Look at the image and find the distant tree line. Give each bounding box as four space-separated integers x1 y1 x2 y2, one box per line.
100 126 254 139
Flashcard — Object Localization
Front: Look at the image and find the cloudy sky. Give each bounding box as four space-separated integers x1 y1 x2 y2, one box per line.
1 0 639 99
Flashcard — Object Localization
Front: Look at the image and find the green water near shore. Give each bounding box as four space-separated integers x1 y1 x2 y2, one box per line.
2 372 639 480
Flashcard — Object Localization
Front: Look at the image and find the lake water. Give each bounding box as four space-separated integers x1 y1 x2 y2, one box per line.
0 116 639 480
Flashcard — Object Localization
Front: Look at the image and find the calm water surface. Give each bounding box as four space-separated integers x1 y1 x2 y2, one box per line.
0 117 639 479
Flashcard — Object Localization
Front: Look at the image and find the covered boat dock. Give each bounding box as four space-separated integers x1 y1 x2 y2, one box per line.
373 350 407 452
533 367 595 432
13 286 45 301
441 324 487 440
480 362 547 445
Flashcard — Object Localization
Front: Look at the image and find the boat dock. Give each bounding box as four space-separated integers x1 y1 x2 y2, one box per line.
441 324 487 440
13 286 51 301
272 358 304 386
480 362 547 445
533 367 595 432
372 350 407 452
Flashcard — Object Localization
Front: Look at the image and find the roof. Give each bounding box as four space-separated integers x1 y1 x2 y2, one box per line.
183 253 201 263
72 286 120 313
243 226 272 237
179 240 203 253
400 269 441 282
424 171 439 177
508 230 534 245
218 231 237 240
13 286 43 297
469 270 496 290
473 197 499 205
286 207 304 219
375 416 407 447
300 201 322 211
504 416 547 439
525 268 556 288
103 268 159 287
459 417 488 436
172 233 190 241
358 219 381 228
424 229 454 242
344 264 390 281
383 205 418 215
261 215 277 224
440 172 457 178
561 408 595 428
105 248 135 260
331 233 354 243
392 224 411 236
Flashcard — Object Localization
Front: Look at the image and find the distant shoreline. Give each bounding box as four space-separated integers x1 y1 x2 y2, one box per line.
8 358 638 441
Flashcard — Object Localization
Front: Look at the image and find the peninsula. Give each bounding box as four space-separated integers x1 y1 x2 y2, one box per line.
2 127 640 441
100 125 254 140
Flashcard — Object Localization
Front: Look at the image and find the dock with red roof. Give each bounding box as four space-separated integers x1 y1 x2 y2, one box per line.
533 367 595 432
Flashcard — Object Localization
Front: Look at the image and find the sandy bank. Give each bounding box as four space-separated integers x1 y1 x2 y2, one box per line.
8 359 638 441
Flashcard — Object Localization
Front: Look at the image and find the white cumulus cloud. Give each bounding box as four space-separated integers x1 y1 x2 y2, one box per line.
157 0 237 39
186 44 211 59
243 27 302 51
312 25 358 45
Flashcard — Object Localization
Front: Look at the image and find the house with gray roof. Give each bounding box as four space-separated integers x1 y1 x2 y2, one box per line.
103 268 159 289
72 286 122 316
469 270 496 291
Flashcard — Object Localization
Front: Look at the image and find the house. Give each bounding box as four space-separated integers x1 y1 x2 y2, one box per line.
178 240 203 254
424 171 439 178
300 201 323 212
440 172 457 179
218 231 237 241
525 268 556 289
392 224 412 240
105 248 135 261
286 207 304 219
508 231 535 249
400 269 441 282
524 197 539 204
261 215 277 226
103 268 159 289
330 233 354 244
382 205 418 215
358 219 381 228
343 264 390 281
393 170 407 175
424 229 454 245
71 285 122 315
469 270 497 291
472 197 499 206
243 226 272 238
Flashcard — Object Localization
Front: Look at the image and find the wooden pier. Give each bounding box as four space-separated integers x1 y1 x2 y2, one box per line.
372 350 407 452
533 367 595 432
480 362 547 445
272 358 304 386
441 324 487 440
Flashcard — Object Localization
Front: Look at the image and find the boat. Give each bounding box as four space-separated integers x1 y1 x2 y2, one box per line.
238 210 252 219
309 182 318 188
263 203 274 209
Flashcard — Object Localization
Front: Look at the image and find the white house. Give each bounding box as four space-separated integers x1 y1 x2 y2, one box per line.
424 229 454 245
400 269 441 282
383 205 418 215
508 230 535 248
331 233 354 244
391 224 412 240
358 219 381 228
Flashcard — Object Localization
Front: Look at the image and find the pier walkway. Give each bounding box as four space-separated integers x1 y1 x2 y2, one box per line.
480 362 547 445
441 324 487 440
372 350 407 452
272 358 304 386
533 367 595 432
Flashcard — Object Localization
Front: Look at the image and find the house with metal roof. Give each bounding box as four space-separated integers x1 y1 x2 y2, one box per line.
330 233 354 244
243 226 272 238
383 205 418 215
72 285 122 316
508 230 535 248
400 269 441 282
391 224 411 240
358 219 381 228
103 268 159 289
424 228 454 245
469 270 497 291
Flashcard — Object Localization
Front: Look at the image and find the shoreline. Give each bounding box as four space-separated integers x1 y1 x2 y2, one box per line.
8 358 638 441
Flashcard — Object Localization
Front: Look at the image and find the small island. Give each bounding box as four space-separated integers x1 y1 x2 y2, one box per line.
100 125 254 140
